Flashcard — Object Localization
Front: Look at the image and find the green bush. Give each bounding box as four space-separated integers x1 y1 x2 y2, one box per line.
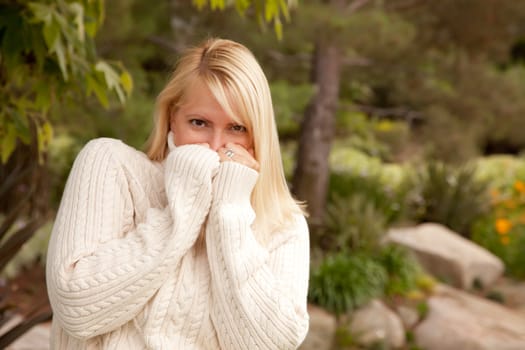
322 194 387 253
378 244 422 296
308 247 424 316
328 170 410 225
409 161 491 237
308 253 387 316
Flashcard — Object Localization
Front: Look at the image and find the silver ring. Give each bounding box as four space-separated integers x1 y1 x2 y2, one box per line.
225 149 234 158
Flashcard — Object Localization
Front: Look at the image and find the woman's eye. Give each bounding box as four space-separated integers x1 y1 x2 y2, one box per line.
231 124 247 132
190 119 206 127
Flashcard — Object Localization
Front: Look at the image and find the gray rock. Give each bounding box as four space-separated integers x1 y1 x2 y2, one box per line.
415 284 525 350
349 299 405 348
395 304 420 329
386 223 504 289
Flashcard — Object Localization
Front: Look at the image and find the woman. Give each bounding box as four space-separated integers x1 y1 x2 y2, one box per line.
46 38 310 349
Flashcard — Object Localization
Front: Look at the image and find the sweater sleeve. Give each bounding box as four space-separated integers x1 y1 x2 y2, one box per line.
46 138 219 340
205 162 310 350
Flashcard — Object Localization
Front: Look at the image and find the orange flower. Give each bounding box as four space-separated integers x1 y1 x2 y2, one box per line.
500 235 510 245
495 218 512 235
514 180 525 194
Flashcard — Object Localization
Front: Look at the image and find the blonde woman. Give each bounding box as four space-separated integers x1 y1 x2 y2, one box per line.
46 38 310 349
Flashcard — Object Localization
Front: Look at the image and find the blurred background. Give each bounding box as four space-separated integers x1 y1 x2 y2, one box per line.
2 1 525 349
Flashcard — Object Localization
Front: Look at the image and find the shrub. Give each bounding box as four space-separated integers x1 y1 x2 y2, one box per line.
409 161 491 237
308 253 387 316
321 194 387 253
378 244 422 296
309 248 425 317
328 170 411 226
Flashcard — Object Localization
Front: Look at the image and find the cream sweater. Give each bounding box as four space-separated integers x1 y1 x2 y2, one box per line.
46 138 310 349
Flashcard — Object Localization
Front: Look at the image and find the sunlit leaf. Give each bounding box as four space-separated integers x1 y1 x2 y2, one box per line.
210 0 226 10
37 121 53 162
27 2 53 23
192 0 207 10
265 0 278 22
52 37 68 80
95 61 125 103
69 3 85 42
274 17 282 40
120 71 133 95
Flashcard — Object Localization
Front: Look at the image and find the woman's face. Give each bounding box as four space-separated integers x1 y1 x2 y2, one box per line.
170 81 253 152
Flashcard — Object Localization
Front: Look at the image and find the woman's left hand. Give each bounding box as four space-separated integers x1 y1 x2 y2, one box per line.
219 142 259 172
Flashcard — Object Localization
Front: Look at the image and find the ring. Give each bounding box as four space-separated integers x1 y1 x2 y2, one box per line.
224 149 234 158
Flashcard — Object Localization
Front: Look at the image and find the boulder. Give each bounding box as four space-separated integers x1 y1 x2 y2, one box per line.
386 223 504 289
349 299 405 348
414 284 525 350
299 304 337 350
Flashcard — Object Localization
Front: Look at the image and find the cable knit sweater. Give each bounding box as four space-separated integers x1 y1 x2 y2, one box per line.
46 137 310 349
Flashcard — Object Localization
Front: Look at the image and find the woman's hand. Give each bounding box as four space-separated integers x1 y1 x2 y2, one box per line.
218 142 259 171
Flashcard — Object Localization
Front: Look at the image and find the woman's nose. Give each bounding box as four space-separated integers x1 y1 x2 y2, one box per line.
208 131 225 151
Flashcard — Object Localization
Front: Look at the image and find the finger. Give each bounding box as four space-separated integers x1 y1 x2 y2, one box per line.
221 145 259 171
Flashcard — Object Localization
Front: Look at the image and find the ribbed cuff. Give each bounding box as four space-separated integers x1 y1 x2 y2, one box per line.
213 161 258 205
165 144 220 181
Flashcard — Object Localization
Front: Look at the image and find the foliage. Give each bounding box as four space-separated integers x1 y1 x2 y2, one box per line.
308 246 425 316
192 0 297 39
475 155 525 189
377 245 421 296
308 253 387 316
0 0 132 163
271 80 313 138
321 194 387 254
408 161 491 237
328 169 411 226
471 179 525 278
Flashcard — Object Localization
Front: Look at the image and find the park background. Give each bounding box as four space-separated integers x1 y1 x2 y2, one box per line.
2 1 525 349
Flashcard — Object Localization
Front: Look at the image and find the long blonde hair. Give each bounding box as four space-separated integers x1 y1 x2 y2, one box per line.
146 38 305 242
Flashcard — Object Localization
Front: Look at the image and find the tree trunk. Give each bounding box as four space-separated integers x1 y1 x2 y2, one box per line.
292 39 341 226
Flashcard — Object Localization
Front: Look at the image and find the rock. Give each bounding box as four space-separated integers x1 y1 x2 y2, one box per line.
395 304 420 329
386 223 504 289
348 299 405 348
490 277 525 315
414 284 525 350
0 314 51 350
299 304 337 350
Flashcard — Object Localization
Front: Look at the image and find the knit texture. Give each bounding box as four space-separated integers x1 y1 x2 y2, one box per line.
46 138 310 349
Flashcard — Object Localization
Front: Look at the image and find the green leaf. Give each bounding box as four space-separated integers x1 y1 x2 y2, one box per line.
265 0 278 22
278 0 290 21
37 121 53 162
11 109 31 144
274 17 282 40
192 0 208 10
52 37 68 80
43 19 60 48
27 2 53 23
86 74 109 108
235 0 250 15
210 0 225 10
69 2 85 42
1 123 17 164
120 71 133 95
95 61 125 103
